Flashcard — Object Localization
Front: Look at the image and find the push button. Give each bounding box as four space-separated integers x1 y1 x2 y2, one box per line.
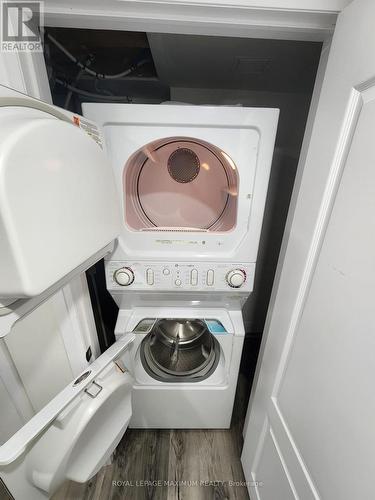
191 269 198 286
206 269 214 286
146 268 154 285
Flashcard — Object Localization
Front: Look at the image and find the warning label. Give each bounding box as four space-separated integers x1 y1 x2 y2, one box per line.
72 116 103 149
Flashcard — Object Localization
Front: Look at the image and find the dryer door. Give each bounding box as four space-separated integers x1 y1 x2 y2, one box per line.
0 85 121 301
0 333 135 500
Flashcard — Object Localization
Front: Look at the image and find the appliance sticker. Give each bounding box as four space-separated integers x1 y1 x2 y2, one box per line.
72 116 103 149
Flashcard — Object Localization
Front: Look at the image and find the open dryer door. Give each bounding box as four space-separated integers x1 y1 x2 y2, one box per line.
0 84 121 314
0 85 134 499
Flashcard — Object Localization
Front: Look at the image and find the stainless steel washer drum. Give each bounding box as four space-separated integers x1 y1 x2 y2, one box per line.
140 319 220 382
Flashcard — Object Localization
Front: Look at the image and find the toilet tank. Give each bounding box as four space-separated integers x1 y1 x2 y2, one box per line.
0 89 121 299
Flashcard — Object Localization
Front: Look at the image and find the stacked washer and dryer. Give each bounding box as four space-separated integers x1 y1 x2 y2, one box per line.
0 86 278 499
83 103 279 429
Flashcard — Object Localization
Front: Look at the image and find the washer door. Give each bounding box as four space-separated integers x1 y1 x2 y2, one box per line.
26 365 133 493
0 333 134 499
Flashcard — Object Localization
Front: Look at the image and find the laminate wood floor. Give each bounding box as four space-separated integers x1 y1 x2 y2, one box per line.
52 374 252 500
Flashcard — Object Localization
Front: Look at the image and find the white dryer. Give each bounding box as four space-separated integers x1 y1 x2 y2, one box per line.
82 103 279 429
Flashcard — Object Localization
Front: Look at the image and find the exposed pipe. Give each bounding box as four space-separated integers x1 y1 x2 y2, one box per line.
55 78 131 102
64 68 83 109
47 33 149 80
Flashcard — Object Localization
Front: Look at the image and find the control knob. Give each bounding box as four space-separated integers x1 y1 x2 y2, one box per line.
226 269 246 288
114 267 135 286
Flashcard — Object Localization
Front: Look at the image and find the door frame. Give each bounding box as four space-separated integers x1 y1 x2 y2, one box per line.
0 0 351 496
42 0 350 41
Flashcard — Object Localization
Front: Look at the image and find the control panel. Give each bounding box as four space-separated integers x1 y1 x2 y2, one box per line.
106 261 255 292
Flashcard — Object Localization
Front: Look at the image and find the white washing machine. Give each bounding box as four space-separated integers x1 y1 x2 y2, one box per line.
116 307 244 428
82 103 279 429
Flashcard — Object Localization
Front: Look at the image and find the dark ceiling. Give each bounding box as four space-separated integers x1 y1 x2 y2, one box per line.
148 33 322 93
44 28 322 110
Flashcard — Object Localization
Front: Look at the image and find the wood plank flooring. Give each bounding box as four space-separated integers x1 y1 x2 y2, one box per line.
52 374 252 500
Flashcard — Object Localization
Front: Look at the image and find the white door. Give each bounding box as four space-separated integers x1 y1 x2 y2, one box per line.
242 1 375 499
